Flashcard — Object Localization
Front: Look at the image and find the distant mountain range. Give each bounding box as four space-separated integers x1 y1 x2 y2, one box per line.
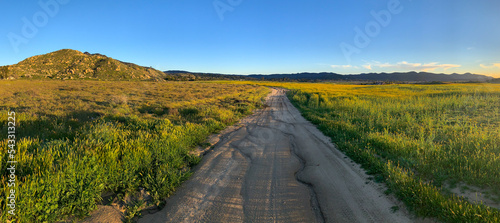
0 49 496 83
247 72 494 82
167 71 494 82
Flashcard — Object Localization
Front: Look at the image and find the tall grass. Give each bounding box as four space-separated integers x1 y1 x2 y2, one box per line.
225 81 500 222
0 80 269 222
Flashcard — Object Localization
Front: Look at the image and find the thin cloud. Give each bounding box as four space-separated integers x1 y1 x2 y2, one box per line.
480 63 500 69
331 65 359 69
362 61 461 72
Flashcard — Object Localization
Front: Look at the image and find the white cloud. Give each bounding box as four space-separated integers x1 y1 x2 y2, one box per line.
480 63 500 69
362 61 461 72
331 65 358 69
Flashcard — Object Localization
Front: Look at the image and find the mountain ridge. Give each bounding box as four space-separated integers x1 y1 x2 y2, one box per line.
0 49 496 82
247 71 493 82
165 70 495 82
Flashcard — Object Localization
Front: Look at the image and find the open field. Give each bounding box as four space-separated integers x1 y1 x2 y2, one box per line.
220 81 500 222
2 79 500 222
0 80 269 222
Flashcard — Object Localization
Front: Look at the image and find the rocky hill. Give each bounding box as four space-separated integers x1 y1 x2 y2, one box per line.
0 49 167 81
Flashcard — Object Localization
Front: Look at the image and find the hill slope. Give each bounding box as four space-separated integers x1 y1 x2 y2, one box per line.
164 70 248 81
0 49 167 81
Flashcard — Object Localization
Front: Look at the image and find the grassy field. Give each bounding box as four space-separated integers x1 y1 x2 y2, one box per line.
2 79 499 222
0 80 269 222
218 81 500 222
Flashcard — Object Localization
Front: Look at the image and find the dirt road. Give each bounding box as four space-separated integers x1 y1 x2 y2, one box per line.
139 88 414 223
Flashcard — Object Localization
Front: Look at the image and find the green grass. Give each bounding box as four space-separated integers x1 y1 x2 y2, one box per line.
0 80 269 222
222 81 500 222
3 79 499 222
292 83 500 222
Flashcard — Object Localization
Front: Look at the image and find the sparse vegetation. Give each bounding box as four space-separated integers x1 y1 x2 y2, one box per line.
0 67 8 79
0 80 269 222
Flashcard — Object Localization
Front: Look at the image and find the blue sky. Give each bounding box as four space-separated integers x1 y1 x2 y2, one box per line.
1 0 499 77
